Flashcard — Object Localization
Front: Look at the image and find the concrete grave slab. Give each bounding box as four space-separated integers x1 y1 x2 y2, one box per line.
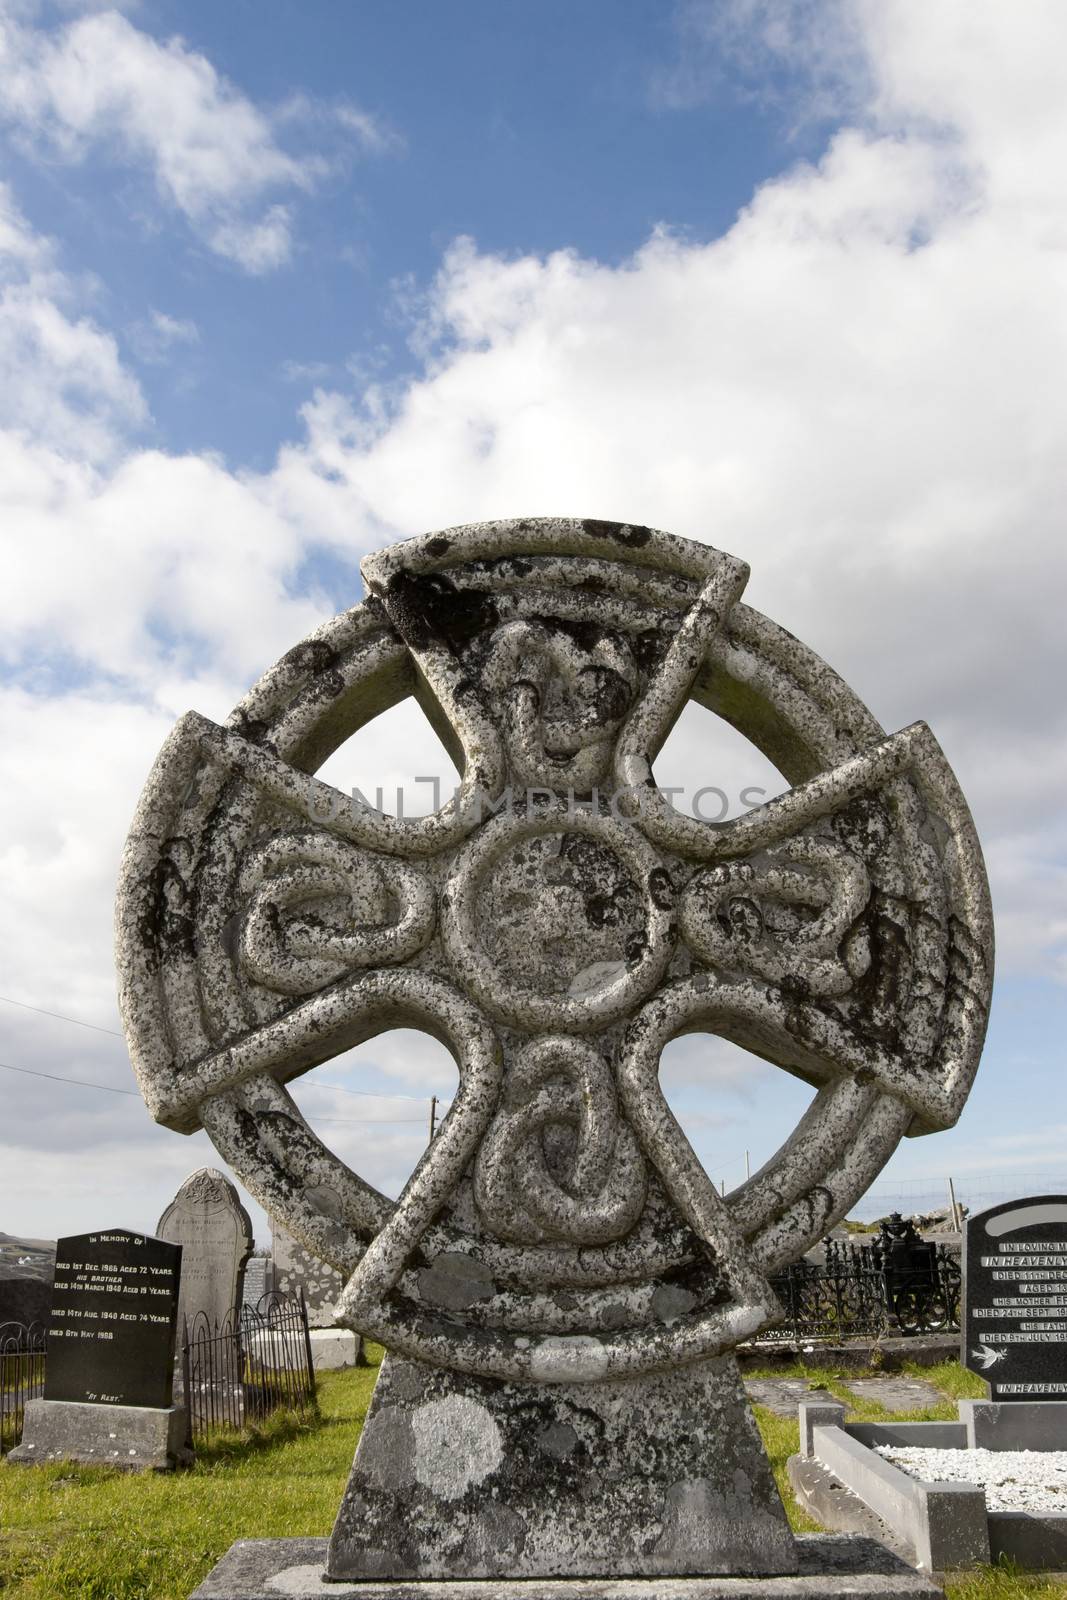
844 1379 945 1414
745 1378 819 1417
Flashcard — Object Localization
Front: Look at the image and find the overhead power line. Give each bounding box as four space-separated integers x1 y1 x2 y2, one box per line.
0 1059 437 1125
0 992 449 1104
0 993 124 1038
0 1058 138 1097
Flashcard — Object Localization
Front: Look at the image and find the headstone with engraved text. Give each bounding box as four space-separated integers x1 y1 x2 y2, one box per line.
44 1228 180 1407
10 1227 188 1471
962 1194 1067 1401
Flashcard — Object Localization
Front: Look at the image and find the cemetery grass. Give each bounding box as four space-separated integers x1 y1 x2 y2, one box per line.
748 1358 1067 1599
1 1350 1063 1599
0 1346 384 1599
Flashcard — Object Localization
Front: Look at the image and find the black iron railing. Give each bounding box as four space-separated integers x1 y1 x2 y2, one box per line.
0 1320 46 1453
181 1290 316 1442
756 1217 961 1342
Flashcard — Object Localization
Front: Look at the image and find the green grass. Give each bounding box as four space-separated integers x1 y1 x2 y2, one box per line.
1 1348 1063 1598
746 1359 1066 1599
0 1345 383 1599
748 1403 1067 1598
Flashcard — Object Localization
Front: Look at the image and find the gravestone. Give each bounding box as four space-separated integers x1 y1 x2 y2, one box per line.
241 1253 272 1308
117 519 993 1595
158 1168 253 1338
9 1227 187 1470
271 1221 343 1327
963 1195 1067 1402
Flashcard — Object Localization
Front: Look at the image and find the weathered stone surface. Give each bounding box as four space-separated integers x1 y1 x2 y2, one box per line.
244 1325 361 1371
115 518 994 1583
9 1397 189 1471
843 1379 944 1414
158 1168 253 1338
191 1535 945 1598
272 1222 344 1328
788 1454 913 1565
329 1351 796 1580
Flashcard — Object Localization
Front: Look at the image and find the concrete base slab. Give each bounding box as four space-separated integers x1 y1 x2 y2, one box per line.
8 1398 190 1471
190 1535 945 1598
307 1329 361 1370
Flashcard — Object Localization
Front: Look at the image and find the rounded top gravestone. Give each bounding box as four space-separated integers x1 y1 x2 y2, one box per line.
157 1167 253 1338
115 518 993 1387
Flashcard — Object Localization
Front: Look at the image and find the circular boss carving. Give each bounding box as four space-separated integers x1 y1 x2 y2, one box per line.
441 805 674 1033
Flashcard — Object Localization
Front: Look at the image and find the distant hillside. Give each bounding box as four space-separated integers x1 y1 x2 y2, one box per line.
0 1230 55 1328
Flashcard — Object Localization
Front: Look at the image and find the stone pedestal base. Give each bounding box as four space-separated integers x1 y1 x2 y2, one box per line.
8 1397 190 1471
328 1352 796 1581
190 1535 944 1598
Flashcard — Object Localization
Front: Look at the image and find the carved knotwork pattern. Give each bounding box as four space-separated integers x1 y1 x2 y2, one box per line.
117 518 993 1383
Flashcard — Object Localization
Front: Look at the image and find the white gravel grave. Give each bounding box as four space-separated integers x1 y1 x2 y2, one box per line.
874 1445 1067 1513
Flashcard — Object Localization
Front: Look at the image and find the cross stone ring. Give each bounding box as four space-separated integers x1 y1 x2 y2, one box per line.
117 519 993 1580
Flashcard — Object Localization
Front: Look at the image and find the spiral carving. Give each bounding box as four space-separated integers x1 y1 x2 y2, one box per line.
680 837 871 998
239 829 434 995
473 1037 647 1246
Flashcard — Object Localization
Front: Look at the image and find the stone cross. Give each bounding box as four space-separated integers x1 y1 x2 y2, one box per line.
117 519 992 1583
157 1167 253 1339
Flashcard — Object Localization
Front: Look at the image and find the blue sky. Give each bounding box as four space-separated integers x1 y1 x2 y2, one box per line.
1 0 1065 1244
5 3 795 470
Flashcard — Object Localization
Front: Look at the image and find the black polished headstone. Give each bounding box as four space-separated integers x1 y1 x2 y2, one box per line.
44 1228 182 1408
962 1194 1067 1401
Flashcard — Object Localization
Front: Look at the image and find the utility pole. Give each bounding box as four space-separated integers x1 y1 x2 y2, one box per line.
947 1175 961 1232
428 1095 438 1142
745 1149 751 1181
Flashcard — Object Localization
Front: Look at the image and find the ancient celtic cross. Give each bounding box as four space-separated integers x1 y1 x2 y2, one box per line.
117 519 992 1581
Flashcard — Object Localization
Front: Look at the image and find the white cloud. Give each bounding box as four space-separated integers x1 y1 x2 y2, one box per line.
0 7 390 271
127 307 199 365
3 3 1067 1224
0 181 146 458
653 0 871 120
257 5 1067 979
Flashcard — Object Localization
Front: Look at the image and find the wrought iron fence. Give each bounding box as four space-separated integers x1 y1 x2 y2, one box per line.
182 1290 316 1441
0 1320 46 1453
755 1217 961 1343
